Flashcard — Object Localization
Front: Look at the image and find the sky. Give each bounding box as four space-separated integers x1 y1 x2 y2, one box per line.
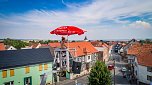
0 0 152 40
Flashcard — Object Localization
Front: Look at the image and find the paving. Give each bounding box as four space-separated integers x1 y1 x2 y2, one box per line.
53 74 89 85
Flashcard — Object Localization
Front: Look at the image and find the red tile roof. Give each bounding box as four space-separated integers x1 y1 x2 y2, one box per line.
137 51 152 67
91 41 103 47
41 44 49 47
49 43 61 48
91 41 109 48
128 42 152 55
0 43 5 51
128 42 152 66
49 42 98 57
29 43 41 48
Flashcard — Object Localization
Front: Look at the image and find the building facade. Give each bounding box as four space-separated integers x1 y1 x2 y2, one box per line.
49 41 98 79
134 57 152 84
0 48 54 85
0 63 52 85
127 43 152 85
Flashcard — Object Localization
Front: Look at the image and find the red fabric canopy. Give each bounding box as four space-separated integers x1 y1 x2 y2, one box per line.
50 26 86 36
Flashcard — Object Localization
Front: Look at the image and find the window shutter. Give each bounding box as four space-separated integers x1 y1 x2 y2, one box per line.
39 64 42 71
44 64 48 70
25 66 30 73
10 69 14 76
2 70 7 78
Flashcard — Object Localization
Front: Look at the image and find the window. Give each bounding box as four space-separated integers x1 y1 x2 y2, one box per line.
88 56 90 60
44 64 48 70
77 58 79 61
10 69 14 76
147 75 152 81
4 81 14 85
2 70 7 78
25 66 30 74
39 64 42 71
147 66 152 72
24 77 32 85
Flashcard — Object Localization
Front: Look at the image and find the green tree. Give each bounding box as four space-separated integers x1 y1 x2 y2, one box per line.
3 38 28 49
88 61 111 85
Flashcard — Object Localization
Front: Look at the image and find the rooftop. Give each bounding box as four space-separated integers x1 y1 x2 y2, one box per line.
128 42 152 55
128 42 152 66
49 41 98 57
137 51 152 67
0 43 5 51
0 48 54 70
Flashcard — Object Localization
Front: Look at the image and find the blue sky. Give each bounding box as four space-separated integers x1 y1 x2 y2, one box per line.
0 0 152 40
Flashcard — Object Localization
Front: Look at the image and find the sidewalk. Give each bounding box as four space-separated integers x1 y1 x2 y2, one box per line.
52 74 89 85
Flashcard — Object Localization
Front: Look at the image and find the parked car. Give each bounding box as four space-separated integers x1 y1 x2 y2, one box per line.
121 67 127 72
108 64 114 70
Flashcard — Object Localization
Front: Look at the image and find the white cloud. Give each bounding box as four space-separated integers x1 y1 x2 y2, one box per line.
0 0 152 39
129 21 151 29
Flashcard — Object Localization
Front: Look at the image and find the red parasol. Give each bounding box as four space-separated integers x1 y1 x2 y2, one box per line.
50 26 86 36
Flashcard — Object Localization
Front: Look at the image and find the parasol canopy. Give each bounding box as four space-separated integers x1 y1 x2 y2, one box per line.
50 26 86 36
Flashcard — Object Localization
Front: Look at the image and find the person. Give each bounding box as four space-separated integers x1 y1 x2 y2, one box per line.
61 36 67 49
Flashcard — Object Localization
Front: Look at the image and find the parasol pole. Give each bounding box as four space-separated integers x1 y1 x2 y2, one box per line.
66 35 70 72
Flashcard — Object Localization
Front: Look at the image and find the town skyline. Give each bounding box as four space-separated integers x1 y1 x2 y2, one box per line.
0 0 152 40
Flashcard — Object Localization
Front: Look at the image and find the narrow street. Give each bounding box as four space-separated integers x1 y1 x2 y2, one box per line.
110 50 132 85
111 61 130 85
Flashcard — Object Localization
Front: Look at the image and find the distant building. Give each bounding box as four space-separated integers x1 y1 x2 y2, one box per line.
30 43 41 48
5 45 17 50
0 48 54 85
121 39 137 55
91 41 109 62
22 43 42 49
84 36 88 41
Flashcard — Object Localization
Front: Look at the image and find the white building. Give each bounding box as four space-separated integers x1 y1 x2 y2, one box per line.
91 41 109 62
133 52 152 85
5 45 17 50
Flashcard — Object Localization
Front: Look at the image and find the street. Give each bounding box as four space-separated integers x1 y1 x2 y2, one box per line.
110 50 132 85
111 61 130 85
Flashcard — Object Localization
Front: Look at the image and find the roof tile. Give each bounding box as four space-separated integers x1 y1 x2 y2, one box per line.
0 43 5 51
49 42 98 57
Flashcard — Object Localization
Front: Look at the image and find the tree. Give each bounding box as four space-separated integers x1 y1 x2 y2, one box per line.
88 61 111 85
3 38 28 49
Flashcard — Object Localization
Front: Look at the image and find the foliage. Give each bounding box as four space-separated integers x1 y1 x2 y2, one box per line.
38 40 58 44
88 61 111 85
139 39 152 44
3 38 28 49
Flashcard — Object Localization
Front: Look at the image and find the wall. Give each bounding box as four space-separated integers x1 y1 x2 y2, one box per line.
95 46 109 62
0 62 53 85
103 47 109 62
85 54 92 63
75 54 92 63
134 58 152 84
